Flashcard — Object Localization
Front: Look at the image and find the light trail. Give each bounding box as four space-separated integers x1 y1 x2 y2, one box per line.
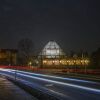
0 68 97 84
17 73 100 93
17 70 97 84
0 68 100 93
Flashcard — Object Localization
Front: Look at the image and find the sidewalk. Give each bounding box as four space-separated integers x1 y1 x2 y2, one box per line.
0 75 37 100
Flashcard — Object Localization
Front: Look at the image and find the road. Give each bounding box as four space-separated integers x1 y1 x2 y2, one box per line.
0 68 100 100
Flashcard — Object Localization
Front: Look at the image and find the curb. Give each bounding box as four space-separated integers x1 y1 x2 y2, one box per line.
7 77 60 100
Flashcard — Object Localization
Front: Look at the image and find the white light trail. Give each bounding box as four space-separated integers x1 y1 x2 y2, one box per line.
17 73 100 93
0 68 100 93
16 69 98 84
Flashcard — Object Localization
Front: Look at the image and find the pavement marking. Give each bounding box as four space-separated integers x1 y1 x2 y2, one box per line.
45 84 54 87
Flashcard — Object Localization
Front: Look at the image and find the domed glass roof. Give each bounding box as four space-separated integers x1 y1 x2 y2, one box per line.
40 41 65 58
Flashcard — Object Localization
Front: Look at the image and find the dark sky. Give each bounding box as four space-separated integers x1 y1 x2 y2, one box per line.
0 0 100 53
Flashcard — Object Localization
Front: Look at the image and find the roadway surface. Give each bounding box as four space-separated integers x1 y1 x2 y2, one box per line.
0 68 100 100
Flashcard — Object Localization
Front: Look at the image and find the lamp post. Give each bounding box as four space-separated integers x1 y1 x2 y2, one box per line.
40 54 43 68
85 65 87 74
15 68 17 81
15 65 17 81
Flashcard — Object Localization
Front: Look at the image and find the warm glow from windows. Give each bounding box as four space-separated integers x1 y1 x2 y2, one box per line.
43 59 90 66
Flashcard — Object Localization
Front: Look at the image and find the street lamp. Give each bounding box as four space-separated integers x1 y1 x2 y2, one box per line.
15 67 17 81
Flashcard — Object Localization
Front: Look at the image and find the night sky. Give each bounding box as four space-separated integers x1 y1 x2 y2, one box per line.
0 0 100 53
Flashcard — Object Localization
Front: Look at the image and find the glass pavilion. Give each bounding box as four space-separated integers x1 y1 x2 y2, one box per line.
38 41 89 67
40 41 65 58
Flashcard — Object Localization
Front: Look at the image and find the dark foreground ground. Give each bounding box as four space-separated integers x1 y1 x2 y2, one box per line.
0 75 37 100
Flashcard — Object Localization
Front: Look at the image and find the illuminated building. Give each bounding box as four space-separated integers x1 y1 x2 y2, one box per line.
0 49 17 65
38 41 90 68
40 41 65 58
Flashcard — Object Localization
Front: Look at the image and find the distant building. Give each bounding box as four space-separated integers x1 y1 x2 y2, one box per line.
40 41 65 58
0 49 18 65
38 41 90 67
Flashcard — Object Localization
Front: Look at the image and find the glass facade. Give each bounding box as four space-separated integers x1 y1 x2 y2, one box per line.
40 41 65 58
39 41 90 66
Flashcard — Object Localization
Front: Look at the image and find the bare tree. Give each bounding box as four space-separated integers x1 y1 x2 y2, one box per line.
17 38 34 65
